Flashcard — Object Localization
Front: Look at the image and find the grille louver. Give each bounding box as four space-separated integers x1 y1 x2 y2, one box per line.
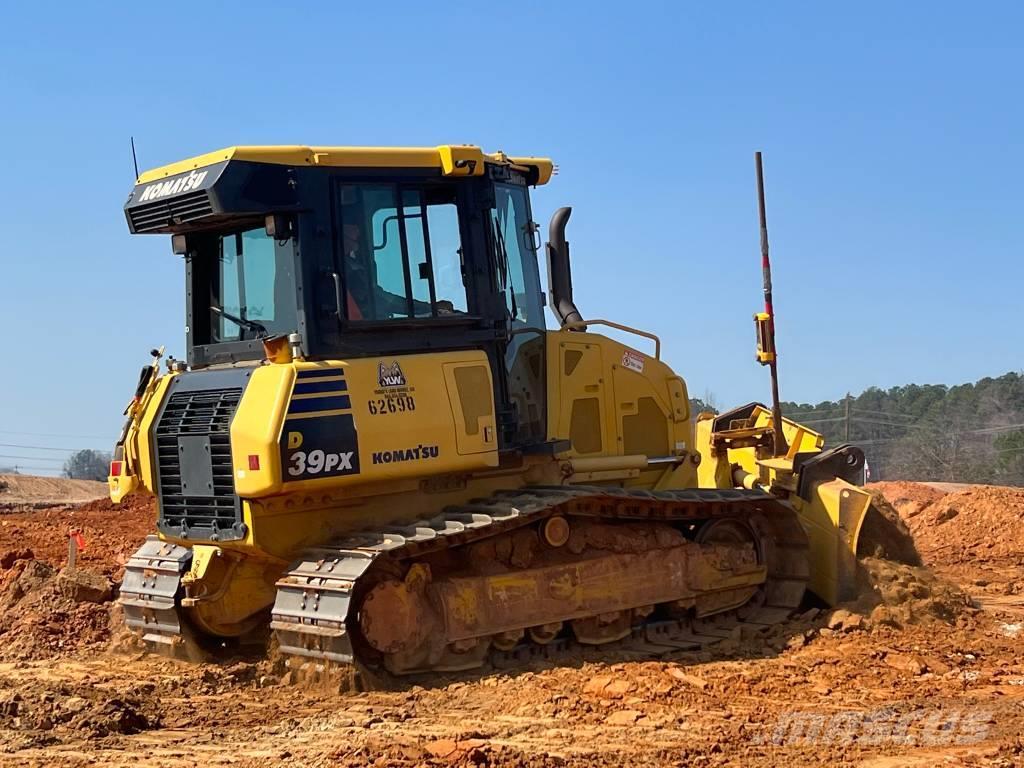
154 387 244 540
128 190 214 233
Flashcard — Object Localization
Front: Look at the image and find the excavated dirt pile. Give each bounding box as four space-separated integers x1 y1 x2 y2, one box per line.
0 557 114 661
905 485 1024 564
0 494 153 663
869 481 1024 627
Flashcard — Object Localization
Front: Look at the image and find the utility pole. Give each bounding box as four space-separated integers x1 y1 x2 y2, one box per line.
844 393 851 443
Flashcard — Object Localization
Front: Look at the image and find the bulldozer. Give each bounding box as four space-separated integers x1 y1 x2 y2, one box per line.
109 144 871 675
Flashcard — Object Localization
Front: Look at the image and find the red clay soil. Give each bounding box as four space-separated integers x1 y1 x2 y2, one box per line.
870 482 1024 567
867 481 947 520
869 481 1024 627
0 484 1023 765
0 495 154 579
911 485 1024 563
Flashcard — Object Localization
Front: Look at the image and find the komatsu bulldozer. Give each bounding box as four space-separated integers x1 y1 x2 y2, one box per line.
110 145 871 675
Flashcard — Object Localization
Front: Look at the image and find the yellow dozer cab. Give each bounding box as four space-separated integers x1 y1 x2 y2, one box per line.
109 145 870 675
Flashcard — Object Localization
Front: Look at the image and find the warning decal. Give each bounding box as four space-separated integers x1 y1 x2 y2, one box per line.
621 349 645 373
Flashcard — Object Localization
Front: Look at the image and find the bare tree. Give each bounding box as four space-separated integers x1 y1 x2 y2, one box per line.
63 450 111 481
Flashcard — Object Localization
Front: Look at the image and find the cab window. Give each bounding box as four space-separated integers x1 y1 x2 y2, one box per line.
209 227 298 342
337 183 468 321
491 183 544 327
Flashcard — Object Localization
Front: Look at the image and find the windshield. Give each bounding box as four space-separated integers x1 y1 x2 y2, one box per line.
207 227 299 342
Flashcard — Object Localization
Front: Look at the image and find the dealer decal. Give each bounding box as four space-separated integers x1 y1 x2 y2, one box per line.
377 361 407 388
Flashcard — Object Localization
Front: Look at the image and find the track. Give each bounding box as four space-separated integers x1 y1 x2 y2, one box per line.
270 485 811 677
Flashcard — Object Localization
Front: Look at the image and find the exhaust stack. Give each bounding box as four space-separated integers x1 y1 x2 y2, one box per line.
545 207 583 327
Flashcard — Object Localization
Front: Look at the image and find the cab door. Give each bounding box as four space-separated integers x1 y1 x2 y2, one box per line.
490 177 548 447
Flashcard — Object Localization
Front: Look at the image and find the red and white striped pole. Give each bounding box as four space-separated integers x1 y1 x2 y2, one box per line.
755 152 788 456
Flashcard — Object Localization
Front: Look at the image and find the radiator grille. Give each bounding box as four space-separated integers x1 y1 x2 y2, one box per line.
128 190 214 233
154 387 243 540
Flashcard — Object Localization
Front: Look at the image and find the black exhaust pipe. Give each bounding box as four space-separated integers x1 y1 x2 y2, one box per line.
545 207 583 327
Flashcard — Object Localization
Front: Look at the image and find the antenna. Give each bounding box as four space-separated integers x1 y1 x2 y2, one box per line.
130 136 140 181
754 151 788 456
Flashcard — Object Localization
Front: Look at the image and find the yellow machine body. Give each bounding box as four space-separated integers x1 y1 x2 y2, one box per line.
110 144 870 664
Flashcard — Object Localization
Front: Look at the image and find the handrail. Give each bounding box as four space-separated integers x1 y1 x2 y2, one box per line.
560 318 661 360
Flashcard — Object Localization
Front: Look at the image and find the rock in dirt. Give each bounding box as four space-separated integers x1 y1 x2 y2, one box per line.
666 668 708 689
57 568 113 604
605 709 644 726
884 653 928 676
827 609 867 632
584 675 636 699
0 548 34 569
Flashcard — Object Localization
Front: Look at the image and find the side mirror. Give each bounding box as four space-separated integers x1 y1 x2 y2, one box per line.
171 234 188 255
265 213 293 240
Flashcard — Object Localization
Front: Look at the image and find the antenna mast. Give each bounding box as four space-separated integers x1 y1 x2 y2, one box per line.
754 151 788 456
130 136 140 181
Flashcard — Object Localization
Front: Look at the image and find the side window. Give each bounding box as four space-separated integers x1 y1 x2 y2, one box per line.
341 184 410 320
212 227 297 342
401 189 433 318
426 198 468 313
337 183 468 320
491 183 543 327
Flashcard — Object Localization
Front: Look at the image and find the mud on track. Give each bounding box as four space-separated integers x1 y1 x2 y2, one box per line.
0 487 1023 766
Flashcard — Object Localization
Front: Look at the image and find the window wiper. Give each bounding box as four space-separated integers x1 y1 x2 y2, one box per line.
211 304 269 338
493 220 519 321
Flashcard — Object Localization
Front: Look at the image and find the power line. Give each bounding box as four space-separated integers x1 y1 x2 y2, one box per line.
0 429 112 441
851 417 930 430
0 465 66 472
0 442 106 453
0 454 65 463
850 408 915 420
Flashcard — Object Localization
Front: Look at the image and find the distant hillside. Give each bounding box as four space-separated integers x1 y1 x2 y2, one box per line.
782 372 1024 486
0 474 108 508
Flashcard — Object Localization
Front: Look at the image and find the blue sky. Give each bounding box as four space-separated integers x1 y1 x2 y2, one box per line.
1 2 1021 473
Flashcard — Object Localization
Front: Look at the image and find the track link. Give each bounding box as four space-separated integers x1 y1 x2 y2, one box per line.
270 486 810 674
120 535 193 648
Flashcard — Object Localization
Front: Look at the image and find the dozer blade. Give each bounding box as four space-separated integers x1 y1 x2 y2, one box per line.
793 478 872 606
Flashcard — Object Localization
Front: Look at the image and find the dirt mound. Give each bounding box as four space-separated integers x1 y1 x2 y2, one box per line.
857 492 923 566
866 481 947 519
0 494 154 579
0 474 107 508
0 558 115 661
904 485 1024 565
855 556 977 628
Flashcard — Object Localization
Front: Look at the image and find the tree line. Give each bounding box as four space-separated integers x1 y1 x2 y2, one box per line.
692 371 1024 486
